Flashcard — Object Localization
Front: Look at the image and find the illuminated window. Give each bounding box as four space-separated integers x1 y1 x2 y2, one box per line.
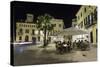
89 14 92 24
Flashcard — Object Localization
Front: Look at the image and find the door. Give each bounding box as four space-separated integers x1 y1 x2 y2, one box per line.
32 37 36 44
90 32 93 43
25 35 29 42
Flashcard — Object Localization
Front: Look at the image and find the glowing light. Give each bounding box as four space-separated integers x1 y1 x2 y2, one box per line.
53 37 56 40
35 30 38 35
40 31 44 35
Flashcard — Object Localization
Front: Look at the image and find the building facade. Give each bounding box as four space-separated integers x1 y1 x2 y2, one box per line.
73 5 97 45
15 14 64 44
49 19 64 42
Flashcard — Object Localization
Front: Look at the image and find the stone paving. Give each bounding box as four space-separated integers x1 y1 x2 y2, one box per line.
13 43 97 66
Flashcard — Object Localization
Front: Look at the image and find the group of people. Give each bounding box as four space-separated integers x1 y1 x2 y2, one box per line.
55 39 90 54
55 40 72 54
73 40 90 50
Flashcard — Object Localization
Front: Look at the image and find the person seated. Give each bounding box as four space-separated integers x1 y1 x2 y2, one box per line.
62 41 68 52
56 41 63 54
73 40 77 49
67 41 72 52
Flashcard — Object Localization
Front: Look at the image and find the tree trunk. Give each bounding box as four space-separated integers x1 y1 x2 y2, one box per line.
43 27 47 47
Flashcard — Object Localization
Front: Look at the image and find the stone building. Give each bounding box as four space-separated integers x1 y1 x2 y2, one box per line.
72 5 97 45
15 14 64 44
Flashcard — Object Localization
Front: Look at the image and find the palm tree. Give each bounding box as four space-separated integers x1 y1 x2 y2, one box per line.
36 14 54 47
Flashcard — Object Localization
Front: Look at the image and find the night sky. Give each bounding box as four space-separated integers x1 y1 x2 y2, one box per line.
11 1 81 28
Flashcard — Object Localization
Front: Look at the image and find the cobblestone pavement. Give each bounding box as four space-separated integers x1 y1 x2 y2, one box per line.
14 43 97 66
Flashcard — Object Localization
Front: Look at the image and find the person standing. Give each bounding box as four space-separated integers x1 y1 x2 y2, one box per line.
73 40 77 49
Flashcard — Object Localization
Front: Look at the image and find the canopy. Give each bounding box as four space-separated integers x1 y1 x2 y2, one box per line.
55 27 88 36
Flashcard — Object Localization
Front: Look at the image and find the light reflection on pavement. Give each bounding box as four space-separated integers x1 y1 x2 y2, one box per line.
13 43 97 66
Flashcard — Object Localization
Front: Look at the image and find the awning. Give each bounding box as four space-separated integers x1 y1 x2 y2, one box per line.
56 27 88 36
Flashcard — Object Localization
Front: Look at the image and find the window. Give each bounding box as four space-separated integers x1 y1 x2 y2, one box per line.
34 25 36 27
32 29 35 35
19 28 23 35
25 29 29 33
22 24 23 26
84 8 86 12
86 16 88 24
38 36 40 41
28 15 32 18
90 31 93 43
81 13 82 17
80 21 83 28
19 28 23 33
25 25 27 27
89 14 92 24
53 24 56 27
78 22 83 29
25 35 29 42
96 29 97 42
19 36 22 40
94 9 97 21
59 24 61 27
27 25 28 27
85 13 95 28
24 24 25 27
87 15 90 25
91 13 94 24
19 24 21 26
84 19 86 25
85 17 87 25
84 17 89 28
78 16 80 20
31 25 33 27
38 31 40 35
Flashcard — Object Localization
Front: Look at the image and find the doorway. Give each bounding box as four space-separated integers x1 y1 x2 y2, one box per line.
32 37 36 44
25 35 29 42
90 31 93 43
